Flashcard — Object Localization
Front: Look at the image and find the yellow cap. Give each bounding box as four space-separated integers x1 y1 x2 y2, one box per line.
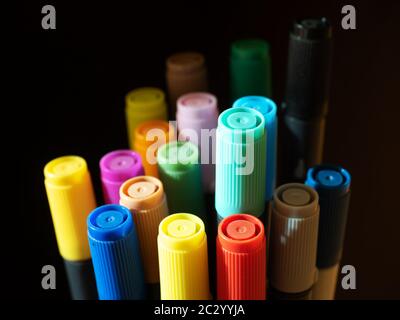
125 87 168 149
120 176 168 284
133 120 175 177
158 213 210 300
44 156 97 261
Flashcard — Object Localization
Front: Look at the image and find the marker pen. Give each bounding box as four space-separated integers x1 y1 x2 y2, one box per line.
230 39 272 102
305 164 351 299
119 176 169 299
125 87 168 149
44 156 97 300
269 183 319 299
232 96 277 202
87 204 146 300
177 92 219 193
215 107 266 222
158 213 210 300
217 214 266 300
100 150 144 204
157 141 206 220
166 52 208 117
281 18 332 182
133 120 175 178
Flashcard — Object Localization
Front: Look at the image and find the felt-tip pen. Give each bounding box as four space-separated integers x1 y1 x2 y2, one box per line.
305 164 351 299
281 18 333 182
44 156 97 300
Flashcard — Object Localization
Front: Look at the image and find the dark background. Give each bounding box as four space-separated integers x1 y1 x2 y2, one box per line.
17 0 400 299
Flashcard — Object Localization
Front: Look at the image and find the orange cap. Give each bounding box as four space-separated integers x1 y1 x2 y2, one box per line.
217 214 266 300
119 176 169 283
133 120 175 177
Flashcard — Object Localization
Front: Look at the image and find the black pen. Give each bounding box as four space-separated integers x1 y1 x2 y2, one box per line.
281 18 333 182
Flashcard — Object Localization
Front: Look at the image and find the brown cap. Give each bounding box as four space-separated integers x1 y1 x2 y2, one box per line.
166 52 205 74
269 183 319 294
166 52 208 118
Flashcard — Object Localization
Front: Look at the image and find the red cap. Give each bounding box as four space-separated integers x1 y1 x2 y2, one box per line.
217 214 266 300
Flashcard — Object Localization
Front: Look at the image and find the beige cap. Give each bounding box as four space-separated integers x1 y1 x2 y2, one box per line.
269 183 319 294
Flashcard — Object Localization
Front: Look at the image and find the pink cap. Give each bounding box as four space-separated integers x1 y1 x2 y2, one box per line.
176 92 218 193
100 150 144 204
177 92 218 128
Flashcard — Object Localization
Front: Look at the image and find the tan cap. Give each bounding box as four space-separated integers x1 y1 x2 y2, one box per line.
119 176 169 284
166 52 208 117
269 183 319 294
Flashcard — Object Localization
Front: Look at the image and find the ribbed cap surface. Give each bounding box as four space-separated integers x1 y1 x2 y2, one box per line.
215 107 266 219
157 141 205 219
233 96 278 201
177 92 219 193
217 214 266 300
305 164 351 267
87 204 146 300
269 183 319 293
120 176 168 283
100 150 144 204
166 52 208 117
283 18 332 119
133 120 175 177
44 155 97 261
125 87 168 149
158 213 210 300
230 39 272 101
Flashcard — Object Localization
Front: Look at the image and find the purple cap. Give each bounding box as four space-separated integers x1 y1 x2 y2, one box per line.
176 92 219 193
100 150 144 204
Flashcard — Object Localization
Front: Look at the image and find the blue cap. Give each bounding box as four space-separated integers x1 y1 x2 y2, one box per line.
88 204 133 242
306 164 351 196
305 164 351 268
233 96 277 201
87 204 146 299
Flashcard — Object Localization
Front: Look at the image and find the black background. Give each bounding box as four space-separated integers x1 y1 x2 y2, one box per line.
17 0 400 300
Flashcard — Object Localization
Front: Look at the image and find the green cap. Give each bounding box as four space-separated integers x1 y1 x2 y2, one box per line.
230 39 272 102
157 141 206 220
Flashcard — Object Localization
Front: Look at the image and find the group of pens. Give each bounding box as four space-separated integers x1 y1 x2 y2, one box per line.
43 18 351 301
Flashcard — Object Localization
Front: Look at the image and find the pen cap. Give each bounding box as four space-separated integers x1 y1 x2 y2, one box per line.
215 107 266 220
177 92 219 193
100 150 144 204
230 39 272 102
233 96 278 201
166 52 208 115
88 204 146 300
44 156 97 261
217 214 266 300
120 176 168 283
125 87 168 148
157 141 205 219
158 213 210 300
284 18 332 119
270 183 319 293
305 164 351 267
133 120 175 178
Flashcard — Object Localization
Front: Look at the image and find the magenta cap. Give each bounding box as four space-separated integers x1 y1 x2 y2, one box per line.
176 92 219 193
100 150 144 204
